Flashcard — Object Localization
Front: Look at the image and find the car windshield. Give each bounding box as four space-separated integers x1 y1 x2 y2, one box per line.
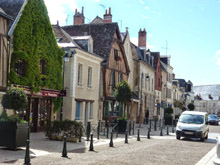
179 114 204 124
208 115 218 119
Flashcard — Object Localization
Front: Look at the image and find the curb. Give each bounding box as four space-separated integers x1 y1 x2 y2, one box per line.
195 146 216 165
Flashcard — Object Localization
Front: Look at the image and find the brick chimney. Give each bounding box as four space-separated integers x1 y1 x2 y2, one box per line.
138 28 147 49
74 7 85 25
103 7 112 23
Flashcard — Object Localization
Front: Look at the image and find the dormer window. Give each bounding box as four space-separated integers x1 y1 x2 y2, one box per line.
114 49 119 61
14 59 25 76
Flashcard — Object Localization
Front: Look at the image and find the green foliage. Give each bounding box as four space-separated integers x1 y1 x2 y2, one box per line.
0 110 8 121
9 0 64 92
174 100 184 109
52 97 63 113
0 111 27 123
114 80 132 103
187 103 195 111
1 87 28 112
165 107 173 114
118 116 127 121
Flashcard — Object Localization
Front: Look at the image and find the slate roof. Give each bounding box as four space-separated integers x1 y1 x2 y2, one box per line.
0 7 13 20
90 16 104 24
0 0 25 30
151 52 160 69
52 25 73 44
62 23 120 63
193 85 220 100
120 32 127 43
160 61 167 72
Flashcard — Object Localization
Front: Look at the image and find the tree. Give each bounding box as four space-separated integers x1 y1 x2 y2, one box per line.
174 100 184 109
114 80 132 118
1 87 28 114
187 103 195 111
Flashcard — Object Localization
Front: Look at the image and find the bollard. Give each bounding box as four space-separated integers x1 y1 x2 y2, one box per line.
89 133 94 151
107 124 109 139
62 136 68 158
154 119 157 131
137 128 140 141
160 128 163 136
125 129 128 143
213 136 220 165
147 128 150 139
86 122 91 141
116 121 119 138
172 120 175 133
97 120 101 140
24 139 30 165
167 126 169 135
109 131 114 147
79 126 82 142
129 120 131 135
132 121 135 135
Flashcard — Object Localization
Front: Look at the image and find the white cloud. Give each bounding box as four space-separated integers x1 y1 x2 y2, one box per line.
144 6 150 10
215 50 220 65
96 0 100 2
130 37 155 49
139 0 144 5
44 0 78 26
142 15 148 19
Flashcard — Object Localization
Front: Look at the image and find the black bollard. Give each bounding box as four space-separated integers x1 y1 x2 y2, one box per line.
125 129 128 143
89 133 94 151
62 136 68 158
154 119 157 131
86 122 91 141
79 126 82 142
97 120 101 140
167 126 169 135
147 128 150 139
24 139 30 165
132 121 135 135
129 120 131 135
160 128 163 136
137 128 140 141
172 120 175 133
109 131 114 147
107 124 109 139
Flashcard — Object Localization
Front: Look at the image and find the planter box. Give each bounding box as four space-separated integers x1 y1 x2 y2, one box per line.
165 117 172 125
67 137 77 143
0 122 28 149
118 120 127 133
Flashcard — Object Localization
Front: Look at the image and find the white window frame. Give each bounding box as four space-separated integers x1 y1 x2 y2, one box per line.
77 63 83 86
87 66 92 88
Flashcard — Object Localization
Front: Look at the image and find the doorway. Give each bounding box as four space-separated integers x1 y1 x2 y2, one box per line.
84 102 88 126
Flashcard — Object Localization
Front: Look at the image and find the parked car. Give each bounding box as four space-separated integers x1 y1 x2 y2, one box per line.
208 114 219 125
176 111 209 142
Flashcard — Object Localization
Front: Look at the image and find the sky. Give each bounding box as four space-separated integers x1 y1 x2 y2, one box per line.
45 0 220 86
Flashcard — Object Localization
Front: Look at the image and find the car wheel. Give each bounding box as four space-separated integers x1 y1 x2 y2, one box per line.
176 135 180 140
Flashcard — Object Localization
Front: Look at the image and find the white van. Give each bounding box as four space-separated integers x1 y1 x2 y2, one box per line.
176 111 209 142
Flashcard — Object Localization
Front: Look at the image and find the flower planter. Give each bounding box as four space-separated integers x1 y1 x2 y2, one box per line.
0 122 28 150
67 137 77 143
118 120 127 133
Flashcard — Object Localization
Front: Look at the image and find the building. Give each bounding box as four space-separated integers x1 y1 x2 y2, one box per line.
0 8 13 114
62 7 130 122
53 24 103 125
193 84 220 115
0 0 63 132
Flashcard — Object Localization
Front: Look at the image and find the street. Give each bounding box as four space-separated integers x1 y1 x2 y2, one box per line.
1 124 219 165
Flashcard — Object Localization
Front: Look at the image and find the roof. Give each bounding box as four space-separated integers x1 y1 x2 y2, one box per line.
182 111 207 116
160 61 167 72
90 16 104 24
62 22 121 63
52 25 74 44
120 32 127 43
0 0 26 31
193 85 220 101
0 7 13 20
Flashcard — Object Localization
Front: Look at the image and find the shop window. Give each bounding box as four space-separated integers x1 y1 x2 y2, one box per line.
14 59 25 76
75 101 81 120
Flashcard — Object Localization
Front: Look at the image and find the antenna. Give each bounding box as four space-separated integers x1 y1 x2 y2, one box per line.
66 15 69 25
162 40 168 56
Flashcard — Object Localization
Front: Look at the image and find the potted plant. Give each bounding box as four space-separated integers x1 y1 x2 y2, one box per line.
164 107 173 125
114 80 132 133
0 87 28 149
187 103 195 111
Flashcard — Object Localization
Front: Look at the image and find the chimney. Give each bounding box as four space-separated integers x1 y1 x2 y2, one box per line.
138 28 147 49
74 7 85 25
103 7 112 23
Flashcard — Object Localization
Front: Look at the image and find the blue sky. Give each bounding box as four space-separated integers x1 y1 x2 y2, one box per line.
45 0 220 86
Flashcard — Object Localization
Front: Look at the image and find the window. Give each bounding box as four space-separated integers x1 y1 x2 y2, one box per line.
77 63 83 86
87 67 92 88
112 71 115 91
89 102 93 119
114 49 119 61
75 101 81 120
14 59 26 76
118 72 123 83
40 60 46 75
